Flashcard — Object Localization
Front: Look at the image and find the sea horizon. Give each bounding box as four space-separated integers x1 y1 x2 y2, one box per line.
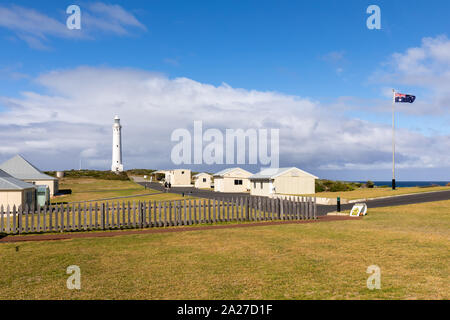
354 181 450 187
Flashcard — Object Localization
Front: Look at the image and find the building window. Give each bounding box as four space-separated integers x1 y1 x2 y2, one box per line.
181 171 185 174
260 182 263 189
253 182 256 188
203 178 206 182
234 179 243 185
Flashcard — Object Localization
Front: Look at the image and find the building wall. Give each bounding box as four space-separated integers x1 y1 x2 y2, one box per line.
214 169 252 193
214 177 223 192
274 176 315 195
250 180 273 196
25 179 58 196
0 188 35 208
194 174 212 189
165 170 191 186
215 177 250 193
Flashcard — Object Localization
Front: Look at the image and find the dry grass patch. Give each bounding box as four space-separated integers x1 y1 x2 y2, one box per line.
52 178 192 204
0 200 448 299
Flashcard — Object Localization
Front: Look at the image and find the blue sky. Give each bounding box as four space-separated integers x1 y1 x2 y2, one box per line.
0 0 449 180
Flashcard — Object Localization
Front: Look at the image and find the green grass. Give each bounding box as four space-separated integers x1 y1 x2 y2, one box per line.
52 178 191 204
0 200 448 299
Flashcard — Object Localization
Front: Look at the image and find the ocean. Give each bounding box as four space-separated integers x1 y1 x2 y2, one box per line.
355 181 449 187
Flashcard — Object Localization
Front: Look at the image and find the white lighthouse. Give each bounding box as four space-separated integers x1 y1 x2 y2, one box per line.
111 115 124 172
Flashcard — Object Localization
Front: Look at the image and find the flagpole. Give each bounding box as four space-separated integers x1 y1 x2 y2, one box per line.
392 89 396 190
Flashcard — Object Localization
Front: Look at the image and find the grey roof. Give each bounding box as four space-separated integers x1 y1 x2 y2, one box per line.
250 167 318 180
213 167 252 177
0 155 57 181
193 172 212 178
0 169 36 190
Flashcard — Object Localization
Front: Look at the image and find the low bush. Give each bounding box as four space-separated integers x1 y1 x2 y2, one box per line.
315 179 362 193
366 180 375 188
126 169 156 176
45 170 130 181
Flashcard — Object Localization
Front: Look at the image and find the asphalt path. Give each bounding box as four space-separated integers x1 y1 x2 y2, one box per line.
137 182 450 216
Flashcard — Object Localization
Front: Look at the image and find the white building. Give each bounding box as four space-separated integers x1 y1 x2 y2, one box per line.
193 172 213 189
213 168 252 193
164 169 192 187
0 169 36 208
249 167 318 197
111 115 124 172
0 155 59 196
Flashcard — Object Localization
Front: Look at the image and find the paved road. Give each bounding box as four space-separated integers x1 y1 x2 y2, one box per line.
137 182 450 216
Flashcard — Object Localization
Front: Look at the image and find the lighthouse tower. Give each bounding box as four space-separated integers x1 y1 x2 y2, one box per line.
111 115 124 172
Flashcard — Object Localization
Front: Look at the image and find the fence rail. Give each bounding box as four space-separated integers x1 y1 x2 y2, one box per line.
0 196 317 235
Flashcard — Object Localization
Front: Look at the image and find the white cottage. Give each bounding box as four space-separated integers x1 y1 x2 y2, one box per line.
193 173 213 189
213 168 252 193
249 167 318 197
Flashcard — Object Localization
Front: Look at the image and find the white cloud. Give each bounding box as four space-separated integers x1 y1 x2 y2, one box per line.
0 66 449 173
86 2 147 33
0 3 146 49
374 35 450 115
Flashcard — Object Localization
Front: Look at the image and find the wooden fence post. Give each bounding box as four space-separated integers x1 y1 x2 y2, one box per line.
43 205 47 232
188 200 192 225
153 201 157 227
163 202 167 227
279 199 283 220
308 197 312 219
88 203 93 230
313 197 317 219
100 203 105 230
5 206 10 234
13 205 18 234
158 201 162 227
239 197 244 221
167 201 171 227
245 197 250 221
4 206 9 234
65 204 69 231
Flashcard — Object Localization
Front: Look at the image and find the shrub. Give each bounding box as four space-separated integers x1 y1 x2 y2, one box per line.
315 179 358 192
45 170 130 181
315 180 326 192
366 180 375 188
126 169 156 176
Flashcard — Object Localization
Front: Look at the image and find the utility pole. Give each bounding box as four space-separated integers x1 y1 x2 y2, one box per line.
392 89 396 190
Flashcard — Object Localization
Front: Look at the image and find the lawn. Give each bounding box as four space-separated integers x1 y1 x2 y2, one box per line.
304 185 450 201
0 200 448 299
52 178 194 204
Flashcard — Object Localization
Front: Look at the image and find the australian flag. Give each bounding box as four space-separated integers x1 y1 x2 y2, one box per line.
395 92 416 103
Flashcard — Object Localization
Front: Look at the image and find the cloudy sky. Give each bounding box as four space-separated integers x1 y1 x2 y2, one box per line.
0 0 449 181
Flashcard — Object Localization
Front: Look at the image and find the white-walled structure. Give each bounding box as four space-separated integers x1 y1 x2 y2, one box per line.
0 169 36 208
249 167 318 197
111 115 124 172
193 172 213 189
0 155 59 196
164 169 192 187
213 168 252 193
